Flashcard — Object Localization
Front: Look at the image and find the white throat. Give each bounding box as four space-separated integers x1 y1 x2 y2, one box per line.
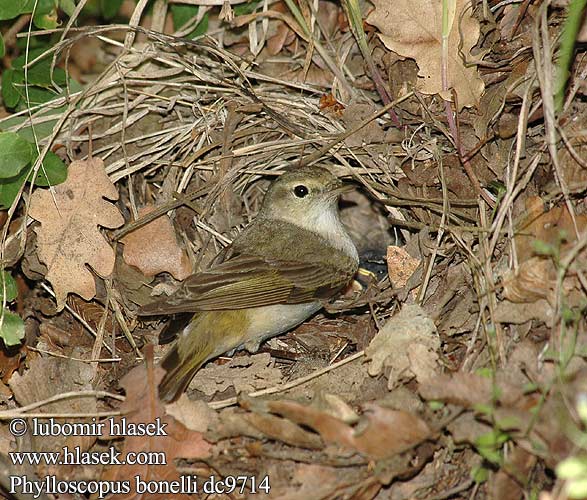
296 206 359 262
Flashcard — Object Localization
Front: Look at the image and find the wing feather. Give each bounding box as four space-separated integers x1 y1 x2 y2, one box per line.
138 254 353 315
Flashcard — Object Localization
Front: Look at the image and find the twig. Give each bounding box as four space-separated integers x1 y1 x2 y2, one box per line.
0 390 124 419
209 351 365 409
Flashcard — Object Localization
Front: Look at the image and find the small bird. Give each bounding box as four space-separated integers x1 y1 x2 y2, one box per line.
139 166 359 403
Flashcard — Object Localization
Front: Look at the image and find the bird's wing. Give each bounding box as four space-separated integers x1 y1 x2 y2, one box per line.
138 254 355 315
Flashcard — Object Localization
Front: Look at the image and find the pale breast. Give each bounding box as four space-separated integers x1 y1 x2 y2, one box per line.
241 302 321 352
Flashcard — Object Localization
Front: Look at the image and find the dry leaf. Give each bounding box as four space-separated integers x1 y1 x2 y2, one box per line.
312 392 359 424
101 359 211 497
252 399 430 459
0 348 23 384
559 119 587 187
341 103 386 146
241 411 323 449
121 205 191 280
489 447 537 500
29 158 124 310
494 298 555 326
419 372 523 408
365 304 440 388
267 22 295 55
8 353 97 454
164 394 217 433
386 245 421 292
502 196 587 304
424 262 478 336
189 352 282 397
268 464 340 500
367 0 484 109
114 257 155 308
473 80 507 139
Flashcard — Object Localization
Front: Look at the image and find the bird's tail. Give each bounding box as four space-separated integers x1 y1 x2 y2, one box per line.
157 317 215 403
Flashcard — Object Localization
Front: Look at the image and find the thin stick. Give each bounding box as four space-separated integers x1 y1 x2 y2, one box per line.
209 351 364 409
28 347 121 363
0 390 124 419
300 92 414 167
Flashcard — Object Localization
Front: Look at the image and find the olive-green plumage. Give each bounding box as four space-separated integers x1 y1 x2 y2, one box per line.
139 166 359 403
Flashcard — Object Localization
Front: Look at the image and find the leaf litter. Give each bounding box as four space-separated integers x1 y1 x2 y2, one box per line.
0 0 586 498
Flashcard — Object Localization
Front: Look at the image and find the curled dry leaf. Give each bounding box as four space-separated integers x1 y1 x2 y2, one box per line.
241 411 324 449
250 399 430 459
121 204 191 280
367 0 484 109
267 22 295 56
29 158 124 310
365 304 440 389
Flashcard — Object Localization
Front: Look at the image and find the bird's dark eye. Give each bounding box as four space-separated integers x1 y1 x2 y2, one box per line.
293 185 309 198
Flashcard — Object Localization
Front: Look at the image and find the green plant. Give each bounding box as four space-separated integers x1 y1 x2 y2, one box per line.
0 132 67 209
555 0 587 111
0 271 24 347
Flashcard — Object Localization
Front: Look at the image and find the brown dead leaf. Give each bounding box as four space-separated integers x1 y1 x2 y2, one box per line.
559 119 587 187
101 356 211 497
502 197 587 304
8 353 97 454
0 347 23 383
267 464 340 500
68 295 109 331
241 411 323 449
473 80 507 139
312 392 359 424
319 93 345 117
164 394 217 433
38 322 74 348
502 258 555 304
121 205 191 280
189 352 282 397
267 22 295 55
489 446 537 500
367 0 484 109
68 36 102 83
494 298 555 326
365 304 440 388
248 399 430 459
29 158 124 310
424 262 477 336
419 372 523 408
341 102 387 146
514 197 584 262
386 245 421 293
114 257 155 309
0 424 14 455
316 0 340 38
